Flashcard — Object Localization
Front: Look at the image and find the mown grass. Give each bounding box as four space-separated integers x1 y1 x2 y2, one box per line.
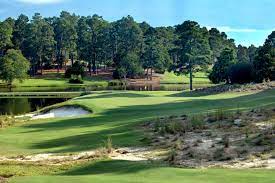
0 73 109 88
0 89 274 183
8 160 275 183
0 90 274 156
160 72 212 84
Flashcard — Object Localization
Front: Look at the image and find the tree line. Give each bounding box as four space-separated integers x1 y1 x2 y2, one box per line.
0 11 274 89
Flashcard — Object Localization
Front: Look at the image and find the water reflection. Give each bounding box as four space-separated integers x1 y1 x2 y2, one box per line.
0 98 69 115
0 84 205 92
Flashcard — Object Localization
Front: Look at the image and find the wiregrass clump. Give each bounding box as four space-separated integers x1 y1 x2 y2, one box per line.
0 115 19 128
104 136 113 154
152 115 206 135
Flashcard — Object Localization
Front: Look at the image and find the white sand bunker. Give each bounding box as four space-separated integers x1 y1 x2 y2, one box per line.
32 107 90 120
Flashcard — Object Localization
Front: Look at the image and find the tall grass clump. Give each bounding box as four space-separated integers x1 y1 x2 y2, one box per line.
104 136 113 154
152 114 207 135
0 115 17 128
215 108 227 121
190 115 206 130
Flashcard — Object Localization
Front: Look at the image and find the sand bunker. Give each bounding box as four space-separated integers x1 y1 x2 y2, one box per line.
0 147 157 165
32 106 90 119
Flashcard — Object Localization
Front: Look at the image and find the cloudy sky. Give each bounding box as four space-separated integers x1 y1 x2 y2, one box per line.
0 0 274 46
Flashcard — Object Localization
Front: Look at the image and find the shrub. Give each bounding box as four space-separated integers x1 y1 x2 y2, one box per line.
209 48 236 84
228 62 254 84
167 148 177 164
0 115 17 128
215 108 226 121
221 135 230 148
155 68 165 74
166 120 184 134
69 75 84 84
190 115 205 130
65 61 85 78
152 115 207 135
113 52 144 79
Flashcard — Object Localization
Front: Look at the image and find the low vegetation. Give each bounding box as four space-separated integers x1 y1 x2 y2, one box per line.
0 115 23 128
0 90 275 183
145 108 275 168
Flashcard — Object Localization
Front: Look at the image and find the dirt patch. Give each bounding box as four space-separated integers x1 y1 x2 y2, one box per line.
0 148 157 165
33 107 90 119
144 108 275 168
0 176 7 183
192 81 275 95
111 147 161 161
16 106 91 120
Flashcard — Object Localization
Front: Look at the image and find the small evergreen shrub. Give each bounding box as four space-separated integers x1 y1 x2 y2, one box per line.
69 75 84 84
65 61 85 78
228 62 254 84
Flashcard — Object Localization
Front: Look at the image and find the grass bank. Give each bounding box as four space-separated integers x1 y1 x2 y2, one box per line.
0 73 109 88
0 89 274 156
160 72 212 84
7 160 275 183
0 89 274 183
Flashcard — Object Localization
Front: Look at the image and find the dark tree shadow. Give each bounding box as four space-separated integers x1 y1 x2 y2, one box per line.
168 84 253 97
62 160 160 175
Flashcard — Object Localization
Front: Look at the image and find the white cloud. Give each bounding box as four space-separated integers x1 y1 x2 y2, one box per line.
206 26 256 33
206 26 274 33
205 26 275 46
216 26 257 33
16 0 65 4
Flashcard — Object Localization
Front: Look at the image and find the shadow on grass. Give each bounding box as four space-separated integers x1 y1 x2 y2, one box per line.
168 84 249 97
22 89 274 153
76 92 152 99
62 160 159 175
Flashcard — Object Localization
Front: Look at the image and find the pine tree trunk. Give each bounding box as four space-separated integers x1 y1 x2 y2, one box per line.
40 56 43 75
151 68 153 81
92 51 96 74
124 75 127 90
57 61 60 74
71 53 74 66
89 61 92 76
189 69 193 91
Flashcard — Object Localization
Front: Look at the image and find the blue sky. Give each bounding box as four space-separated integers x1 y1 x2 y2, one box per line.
0 0 274 46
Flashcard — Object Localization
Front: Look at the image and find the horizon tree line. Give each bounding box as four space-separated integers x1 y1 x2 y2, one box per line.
0 11 274 89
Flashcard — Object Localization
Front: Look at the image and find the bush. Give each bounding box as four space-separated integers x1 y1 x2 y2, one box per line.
155 68 165 74
228 62 254 84
69 75 84 84
65 61 85 78
113 52 144 79
0 115 17 128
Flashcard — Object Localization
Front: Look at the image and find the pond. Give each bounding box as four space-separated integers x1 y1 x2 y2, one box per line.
0 83 214 115
0 83 213 92
0 98 70 115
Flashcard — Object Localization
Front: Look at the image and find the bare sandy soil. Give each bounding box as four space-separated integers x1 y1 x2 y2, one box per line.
144 108 275 169
0 147 156 165
16 106 91 120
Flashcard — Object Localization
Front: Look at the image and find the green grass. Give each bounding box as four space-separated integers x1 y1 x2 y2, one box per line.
8 160 275 183
161 72 212 84
12 78 108 87
0 73 109 88
0 90 274 156
1 89 275 182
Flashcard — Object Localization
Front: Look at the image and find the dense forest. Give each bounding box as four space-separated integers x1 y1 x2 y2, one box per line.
0 11 274 89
